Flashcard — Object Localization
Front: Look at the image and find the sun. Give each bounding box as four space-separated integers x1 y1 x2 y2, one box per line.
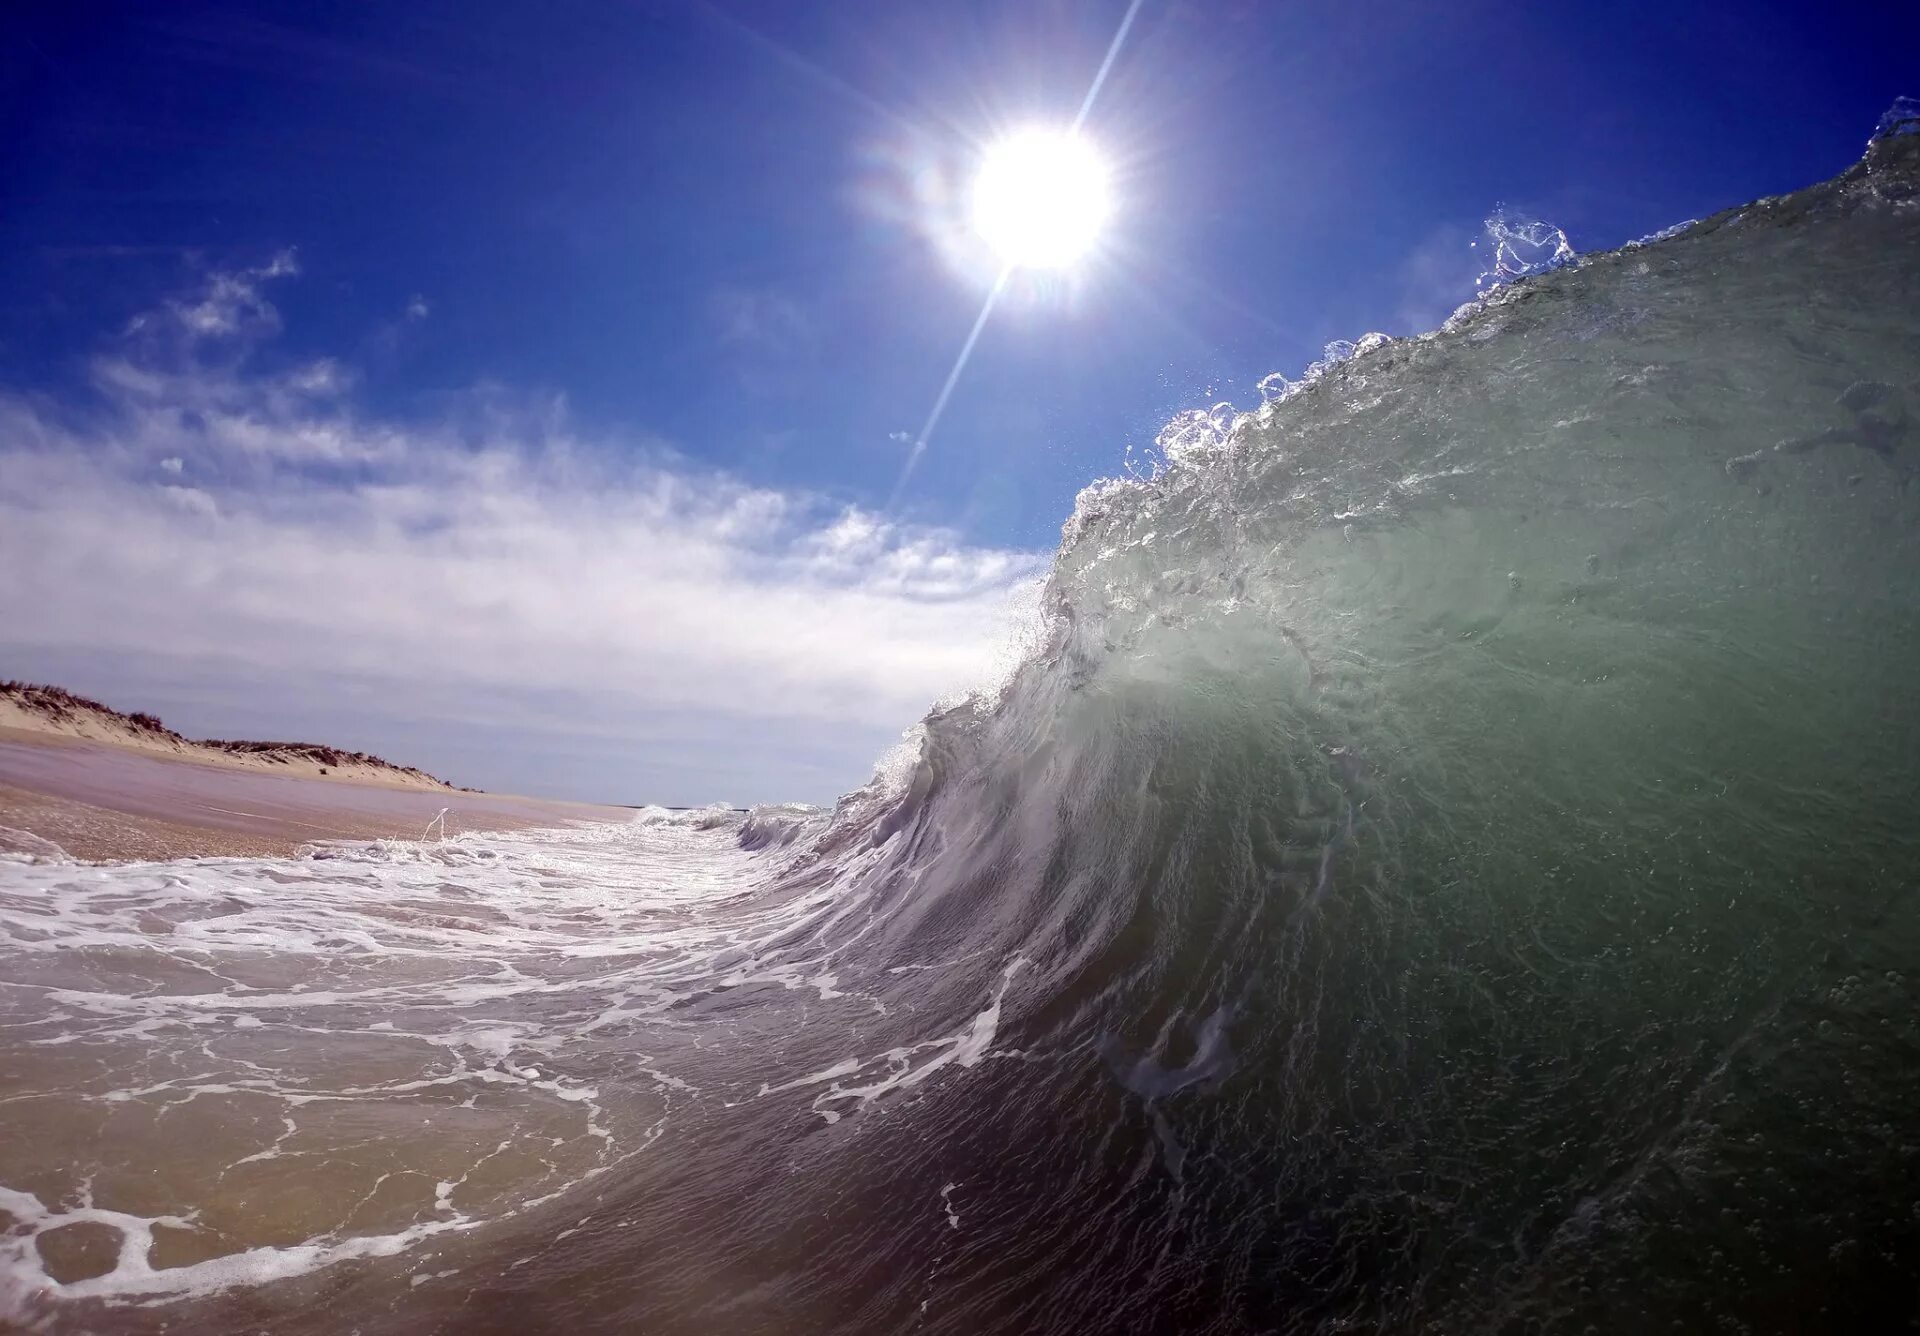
971 128 1113 270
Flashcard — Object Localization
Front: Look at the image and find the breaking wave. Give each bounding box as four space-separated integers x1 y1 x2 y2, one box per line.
3 114 1920 1334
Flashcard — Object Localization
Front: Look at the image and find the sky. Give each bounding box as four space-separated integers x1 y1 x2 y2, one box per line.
2 0 1915 804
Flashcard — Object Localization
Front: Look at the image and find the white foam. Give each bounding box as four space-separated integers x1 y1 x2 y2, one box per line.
0 1180 479 1309
757 958 1025 1123
0 815 907 1317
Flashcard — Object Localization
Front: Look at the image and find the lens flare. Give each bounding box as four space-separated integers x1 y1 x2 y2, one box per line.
970 128 1113 269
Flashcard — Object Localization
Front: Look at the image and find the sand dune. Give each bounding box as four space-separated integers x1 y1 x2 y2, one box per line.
0 683 632 863
0 682 459 792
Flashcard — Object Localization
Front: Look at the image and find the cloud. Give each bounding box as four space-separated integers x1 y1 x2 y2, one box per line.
0 263 1046 803
888 430 913 445
364 294 431 363
708 287 823 399
710 286 812 351
126 249 300 341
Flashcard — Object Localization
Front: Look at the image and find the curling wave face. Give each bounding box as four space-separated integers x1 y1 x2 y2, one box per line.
5 130 1920 1333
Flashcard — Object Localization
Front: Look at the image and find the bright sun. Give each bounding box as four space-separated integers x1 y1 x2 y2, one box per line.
971 128 1113 269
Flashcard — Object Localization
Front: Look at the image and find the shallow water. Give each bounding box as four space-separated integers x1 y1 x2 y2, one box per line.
4 133 1920 1334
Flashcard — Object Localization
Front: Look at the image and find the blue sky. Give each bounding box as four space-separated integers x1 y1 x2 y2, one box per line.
2 0 1914 804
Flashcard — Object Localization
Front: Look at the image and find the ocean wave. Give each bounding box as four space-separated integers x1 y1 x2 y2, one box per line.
4 110 1919 1334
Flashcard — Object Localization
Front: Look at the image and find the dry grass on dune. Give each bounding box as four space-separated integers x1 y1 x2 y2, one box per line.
0 680 473 791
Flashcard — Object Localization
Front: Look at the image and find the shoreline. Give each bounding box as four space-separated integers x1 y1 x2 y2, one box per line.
0 729 632 864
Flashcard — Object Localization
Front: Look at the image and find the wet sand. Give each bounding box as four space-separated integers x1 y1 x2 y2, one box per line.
0 731 631 862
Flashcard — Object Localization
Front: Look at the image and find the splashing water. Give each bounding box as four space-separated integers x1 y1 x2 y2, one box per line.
1474 206 1578 289
1873 93 1919 142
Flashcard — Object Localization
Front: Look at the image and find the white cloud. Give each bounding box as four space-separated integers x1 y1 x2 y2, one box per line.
0 263 1048 802
154 483 218 518
127 249 300 341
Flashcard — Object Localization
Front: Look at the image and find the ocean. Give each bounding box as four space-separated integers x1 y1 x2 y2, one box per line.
2 119 1918 1333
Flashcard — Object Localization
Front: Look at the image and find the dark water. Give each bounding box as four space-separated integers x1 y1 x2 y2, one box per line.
3 132 1920 1334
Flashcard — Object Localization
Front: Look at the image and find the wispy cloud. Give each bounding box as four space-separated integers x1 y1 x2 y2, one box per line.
708 286 823 401
0 262 1045 802
710 286 812 351
129 249 299 340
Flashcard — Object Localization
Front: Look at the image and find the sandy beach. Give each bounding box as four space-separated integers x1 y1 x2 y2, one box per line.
0 685 462 792
0 690 631 862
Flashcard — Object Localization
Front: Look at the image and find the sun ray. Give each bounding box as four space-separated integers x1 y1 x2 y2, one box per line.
889 0 1147 510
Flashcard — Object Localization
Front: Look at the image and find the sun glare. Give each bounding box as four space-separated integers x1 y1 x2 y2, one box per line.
971 128 1113 269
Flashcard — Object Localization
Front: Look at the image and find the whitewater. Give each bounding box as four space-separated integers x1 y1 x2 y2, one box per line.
3 114 1919 1333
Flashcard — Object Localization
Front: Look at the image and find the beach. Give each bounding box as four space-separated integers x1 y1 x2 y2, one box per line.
0 698 630 863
